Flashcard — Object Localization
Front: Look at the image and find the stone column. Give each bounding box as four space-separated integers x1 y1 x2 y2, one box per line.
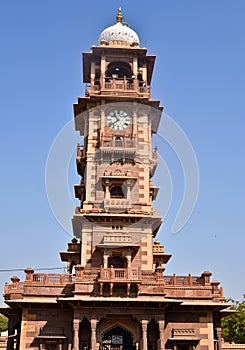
217 327 223 350
126 179 131 200
123 251 131 268
67 261 71 274
91 61 95 81
90 319 98 350
133 57 138 76
110 282 113 296
214 316 223 350
103 251 109 268
73 319 80 350
158 319 165 350
141 320 149 350
101 56 106 77
100 108 105 133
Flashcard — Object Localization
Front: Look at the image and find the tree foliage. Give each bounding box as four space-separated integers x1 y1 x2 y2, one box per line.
0 314 8 333
222 295 245 343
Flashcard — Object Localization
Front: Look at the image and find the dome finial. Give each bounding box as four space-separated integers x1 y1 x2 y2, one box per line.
116 7 123 23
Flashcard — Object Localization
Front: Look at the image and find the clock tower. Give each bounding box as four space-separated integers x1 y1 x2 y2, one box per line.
2 8 226 350
71 7 166 284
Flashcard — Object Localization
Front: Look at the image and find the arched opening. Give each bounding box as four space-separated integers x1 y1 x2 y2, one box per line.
147 320 159 350
94 70 101 85
69 260 76 275
102 326 134 350
79 318 91 350
108 256 125 268
106 61 132 79
130 283 138 297
113 284 127 297
115 136 123 147
102 282 110 297
110 186 124 199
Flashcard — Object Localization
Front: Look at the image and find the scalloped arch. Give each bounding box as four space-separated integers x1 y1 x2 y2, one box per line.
97 318 141 343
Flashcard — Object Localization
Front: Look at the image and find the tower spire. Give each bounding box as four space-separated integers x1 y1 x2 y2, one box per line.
116 7 123 23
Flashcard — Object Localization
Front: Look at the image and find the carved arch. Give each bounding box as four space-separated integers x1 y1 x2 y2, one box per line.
97 318 141 344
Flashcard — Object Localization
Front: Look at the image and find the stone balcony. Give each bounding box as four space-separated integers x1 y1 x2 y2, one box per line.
99 267 141 282
104 198 131 212
86 78 151 99
99 139 136 154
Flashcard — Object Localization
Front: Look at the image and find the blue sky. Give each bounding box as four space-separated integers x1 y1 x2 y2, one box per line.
0 0 244 304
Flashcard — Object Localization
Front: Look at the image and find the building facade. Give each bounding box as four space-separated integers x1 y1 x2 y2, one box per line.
1 9 227 350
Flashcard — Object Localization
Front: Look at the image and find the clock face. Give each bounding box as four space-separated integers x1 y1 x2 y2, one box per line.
106 109 131 130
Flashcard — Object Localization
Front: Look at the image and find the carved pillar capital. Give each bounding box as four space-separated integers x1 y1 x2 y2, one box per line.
141 319 149 331
158 319 165 329
73 319 80 332
90 318 98 331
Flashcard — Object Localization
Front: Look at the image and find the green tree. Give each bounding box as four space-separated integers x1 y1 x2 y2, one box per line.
222 295 245 343
0 314 8 333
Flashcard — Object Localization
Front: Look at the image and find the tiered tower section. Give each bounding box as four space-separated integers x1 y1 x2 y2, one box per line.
69 9 171 297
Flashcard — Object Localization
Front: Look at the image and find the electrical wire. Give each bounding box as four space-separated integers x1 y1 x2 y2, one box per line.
0 267 65 273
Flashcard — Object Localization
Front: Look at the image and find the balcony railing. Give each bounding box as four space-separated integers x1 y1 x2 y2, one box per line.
99 267 141 281
222 344 245 349
102 235 132 244
4 268 222 301
31 273 75 284
100 139 136 149
164 275 204 286
104 198 131 212
153 244 164 254
86 78 151 98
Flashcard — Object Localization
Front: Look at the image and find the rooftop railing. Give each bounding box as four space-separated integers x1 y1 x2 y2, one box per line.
4 268 222 299
31 273 74 284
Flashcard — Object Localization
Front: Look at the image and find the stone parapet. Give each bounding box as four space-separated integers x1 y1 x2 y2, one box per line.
3 268 224 301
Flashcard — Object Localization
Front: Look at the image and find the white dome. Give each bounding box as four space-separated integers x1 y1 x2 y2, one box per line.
99 9 140 46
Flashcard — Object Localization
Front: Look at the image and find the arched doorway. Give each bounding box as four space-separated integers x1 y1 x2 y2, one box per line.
110 186 124 199
106 61 132 79
108 256 125 268
79 318 91 350
102 326 134 350
147 320 159 350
